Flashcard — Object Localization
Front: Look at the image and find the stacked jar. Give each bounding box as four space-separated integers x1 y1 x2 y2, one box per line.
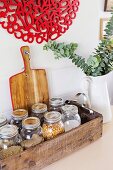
49 98 64 112
61 105 81 132
31 103 47 125
10 109 28 133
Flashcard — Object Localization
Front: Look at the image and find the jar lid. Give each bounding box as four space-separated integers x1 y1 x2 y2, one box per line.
12 109 28 120
0 125 18 139
32 103 47 114
44 111 62 123
0 114 7 127
22 117 40 130
61 105 78 115
49 98 64 107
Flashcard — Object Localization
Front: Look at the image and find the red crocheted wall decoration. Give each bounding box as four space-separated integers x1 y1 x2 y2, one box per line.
0 0 79 44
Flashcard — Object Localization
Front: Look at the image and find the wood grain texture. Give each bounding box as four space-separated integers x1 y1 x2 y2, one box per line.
9 46 49 110
0 109 103 170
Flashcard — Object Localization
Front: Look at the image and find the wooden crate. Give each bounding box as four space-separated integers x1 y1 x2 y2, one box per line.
0 104 103 170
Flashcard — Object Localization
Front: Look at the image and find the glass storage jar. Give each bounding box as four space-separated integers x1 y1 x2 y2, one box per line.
49 98 64 112
31 103 47 125
42 111 64 140
10 109 28 133
0 125 22 149
61 105 81 132
0 114 7 127
21 117 42 140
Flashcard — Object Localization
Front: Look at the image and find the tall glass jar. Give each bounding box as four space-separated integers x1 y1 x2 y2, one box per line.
31 103 47 125
21 117 42 140
42 111 64 140
10 109 28 133
0 114 7 127
0 125 22 149
49 98 64 112
61 105 81 132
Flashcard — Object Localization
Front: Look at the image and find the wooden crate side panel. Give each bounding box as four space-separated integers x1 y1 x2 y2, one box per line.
0 117 103 170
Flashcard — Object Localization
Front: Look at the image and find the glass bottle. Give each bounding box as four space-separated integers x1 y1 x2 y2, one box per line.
42 111 64 140
61 105 81 132
10 109 28 133
0 125 22 149
21 117 42 140
0 114 7 127
49 98 64 112
31 103 47 125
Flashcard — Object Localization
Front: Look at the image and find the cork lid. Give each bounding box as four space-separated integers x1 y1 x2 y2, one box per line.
32 103 47 114
22 117 40 129
0 125 18 139
44 111 62 123
12 109 28 120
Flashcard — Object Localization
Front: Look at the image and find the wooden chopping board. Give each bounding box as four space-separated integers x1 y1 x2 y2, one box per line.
9 46 49 110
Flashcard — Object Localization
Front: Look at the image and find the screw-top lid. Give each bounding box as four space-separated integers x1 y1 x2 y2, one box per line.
0 125 18 139
49 98 64 107
32 103 47 114
44 111 62 123
61 105 78 115
0 114 7 127
22 117 40 130
12 109 28 120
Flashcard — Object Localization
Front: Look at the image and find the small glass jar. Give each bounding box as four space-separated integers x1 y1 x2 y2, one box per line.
31 103 47 125
21 117 42 140
0 125 22 149
61 105 81 132
42 111 64 140
0 114 7 127
10 109 28 133
49 98 64 112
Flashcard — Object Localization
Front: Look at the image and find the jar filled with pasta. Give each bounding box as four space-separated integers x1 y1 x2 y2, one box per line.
42 111 64 140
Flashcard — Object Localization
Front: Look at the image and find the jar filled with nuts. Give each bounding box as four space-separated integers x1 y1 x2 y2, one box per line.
10 109 28 133
21 117 42 140
31 103 47 125
0 114 7 127
49 98 64 112
42 111 64 140
0 125 22 150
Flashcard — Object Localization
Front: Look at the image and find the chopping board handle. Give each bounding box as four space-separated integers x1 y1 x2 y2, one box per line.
20 46 31 72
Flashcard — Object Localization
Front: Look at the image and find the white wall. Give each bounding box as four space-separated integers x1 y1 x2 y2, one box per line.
0 0 113 118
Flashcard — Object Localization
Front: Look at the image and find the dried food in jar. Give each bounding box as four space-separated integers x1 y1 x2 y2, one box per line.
0 125 22 149
49 98 64 112
31 103 47 125
21 117 42 140
61 105 81 132
20 134 44 149
42 111 64 140
0 146 23 160
11 109 28 133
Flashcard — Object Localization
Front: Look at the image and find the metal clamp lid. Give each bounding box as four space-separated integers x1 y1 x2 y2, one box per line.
44 111 62 123
49 98 64 107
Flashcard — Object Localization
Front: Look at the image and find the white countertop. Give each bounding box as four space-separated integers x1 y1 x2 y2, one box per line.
43 114 113 170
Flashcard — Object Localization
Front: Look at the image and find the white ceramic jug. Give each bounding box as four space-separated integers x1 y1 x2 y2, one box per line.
83 74 112 123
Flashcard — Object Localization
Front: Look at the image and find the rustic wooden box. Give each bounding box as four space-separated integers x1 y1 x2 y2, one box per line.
0 103 103 170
